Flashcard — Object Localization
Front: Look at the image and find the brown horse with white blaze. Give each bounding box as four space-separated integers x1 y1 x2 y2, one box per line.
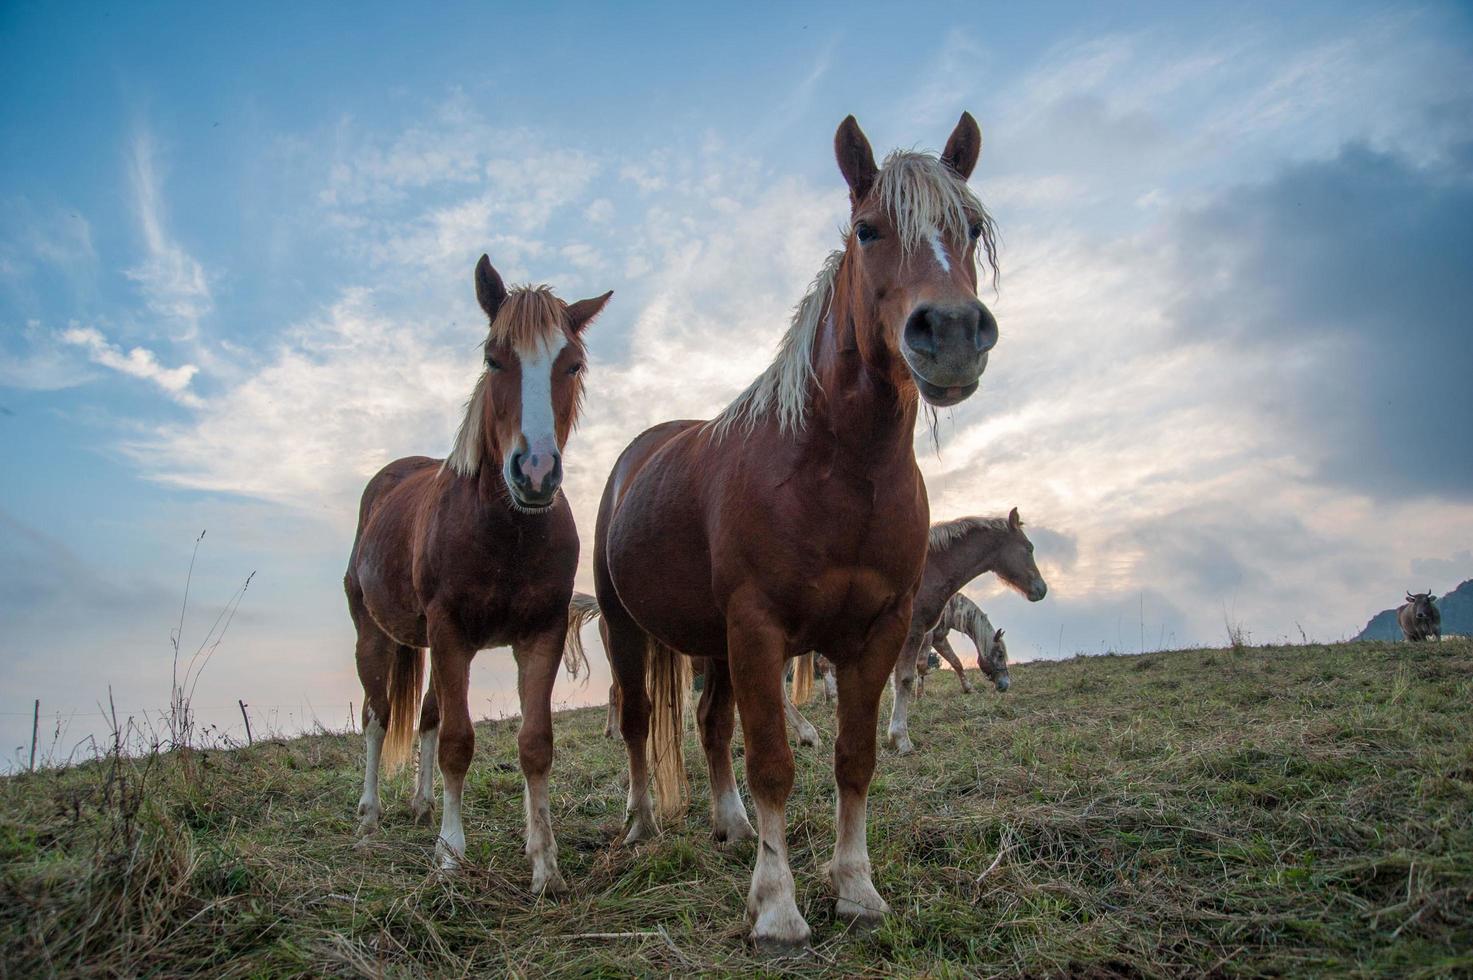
344 254 610 893
593 113 998 950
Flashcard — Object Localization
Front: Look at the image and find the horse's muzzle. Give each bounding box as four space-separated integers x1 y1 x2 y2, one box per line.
505 446 563 511
902 300 996 406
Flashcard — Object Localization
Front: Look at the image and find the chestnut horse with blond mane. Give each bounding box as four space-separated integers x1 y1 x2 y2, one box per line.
345 255 609 894
590 113 998 950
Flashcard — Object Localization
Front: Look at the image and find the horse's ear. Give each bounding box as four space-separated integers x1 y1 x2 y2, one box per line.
566 290 613 335
1008 506 1021 531
995 629 1005 640
834 115 878 207
475 254 508 322
941 111 982 180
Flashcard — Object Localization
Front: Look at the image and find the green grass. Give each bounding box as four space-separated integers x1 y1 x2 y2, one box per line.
3 640 1472 977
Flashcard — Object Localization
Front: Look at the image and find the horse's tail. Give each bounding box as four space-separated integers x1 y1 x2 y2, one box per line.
646 638 692 820
564 591 603 678
382 645 424 774
791 652 814 706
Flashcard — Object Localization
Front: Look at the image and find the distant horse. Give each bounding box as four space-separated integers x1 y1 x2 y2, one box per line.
888 509 1046 753
1398 590 1441 642
914 593 1008 697
588 114 999 949
794 510 1043 737
344 254 610 894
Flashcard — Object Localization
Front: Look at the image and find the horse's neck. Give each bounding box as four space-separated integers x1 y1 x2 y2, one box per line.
805 291 917 459
928 526 1004 599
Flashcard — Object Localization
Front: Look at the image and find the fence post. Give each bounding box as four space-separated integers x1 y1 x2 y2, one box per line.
29 699 39 772
238 699 253 746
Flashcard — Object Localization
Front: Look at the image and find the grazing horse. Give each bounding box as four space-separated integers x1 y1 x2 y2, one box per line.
589 114 999 950
914 593 1008 697
344 254 610 893
887 508 1046 753
1398 590 1441 642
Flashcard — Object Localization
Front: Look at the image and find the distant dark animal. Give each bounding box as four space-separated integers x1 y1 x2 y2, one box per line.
1398 590 1441 642
582 112 999 950
344 254 610 894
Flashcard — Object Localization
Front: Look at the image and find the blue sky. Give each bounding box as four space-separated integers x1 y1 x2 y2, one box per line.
3 1 1472 763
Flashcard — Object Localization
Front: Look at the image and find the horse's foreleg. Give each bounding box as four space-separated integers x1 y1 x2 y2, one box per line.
427 626 475 871
514 625 569 896
410 673 439 823
885 629 928 755
728 608 810 952
820 656 838 702
829 611 905 927
697 657 755 843
933 633 974 693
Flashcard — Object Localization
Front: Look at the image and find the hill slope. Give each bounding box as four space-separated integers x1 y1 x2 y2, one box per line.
3 640 1471 976
1356 578 1473 640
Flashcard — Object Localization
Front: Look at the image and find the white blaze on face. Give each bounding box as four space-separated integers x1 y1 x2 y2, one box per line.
926 227 951 274
513 335 568 488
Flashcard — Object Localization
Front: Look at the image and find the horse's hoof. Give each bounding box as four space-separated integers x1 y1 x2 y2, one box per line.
622 814 658 845
533 869 569 898
836 898 888 931
409 798 434 825
714 819 757 845
798 732 818 749
355 815 380 838
434 841 464 872
352 834 375 852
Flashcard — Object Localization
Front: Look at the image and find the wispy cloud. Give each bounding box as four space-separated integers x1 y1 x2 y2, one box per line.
125 131 212 336
60 325 201 407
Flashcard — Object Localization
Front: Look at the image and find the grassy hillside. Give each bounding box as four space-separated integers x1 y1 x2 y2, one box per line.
3 640 1471 977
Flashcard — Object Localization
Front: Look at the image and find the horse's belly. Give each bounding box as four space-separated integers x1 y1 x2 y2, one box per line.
606 472 726 659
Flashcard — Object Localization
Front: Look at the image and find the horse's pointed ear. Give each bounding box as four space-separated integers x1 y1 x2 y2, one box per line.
995 629 1005 640
475 254 508 322
1008 506 1021 531
834 115 878 207
566 290 613 335
941 111 982 180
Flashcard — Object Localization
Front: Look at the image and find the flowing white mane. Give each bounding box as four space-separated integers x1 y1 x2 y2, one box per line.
709 149 997 439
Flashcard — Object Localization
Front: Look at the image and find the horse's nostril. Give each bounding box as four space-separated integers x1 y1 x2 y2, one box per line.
974 305 998 353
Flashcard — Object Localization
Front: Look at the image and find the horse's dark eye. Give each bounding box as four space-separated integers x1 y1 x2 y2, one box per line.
565 362 584 376
969 222 984 240
855 222 879 243
486 355 504 371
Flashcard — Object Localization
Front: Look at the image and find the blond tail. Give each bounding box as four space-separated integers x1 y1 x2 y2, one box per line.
564 591 603 679
791 652 814 706
381 645 424 773
646 638 692 819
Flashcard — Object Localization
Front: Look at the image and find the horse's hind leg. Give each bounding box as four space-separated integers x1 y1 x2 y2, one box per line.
348 582 393 838
410 670 439 824
597 585 657 843
513 624 570 896
601 620 620 739
820 655 838 702
698 657 755 843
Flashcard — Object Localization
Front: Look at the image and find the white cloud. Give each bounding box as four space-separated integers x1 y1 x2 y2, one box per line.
125 132 212 335
60 325 201 406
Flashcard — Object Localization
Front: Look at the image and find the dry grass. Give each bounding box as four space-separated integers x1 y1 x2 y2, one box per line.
3 639 1472 977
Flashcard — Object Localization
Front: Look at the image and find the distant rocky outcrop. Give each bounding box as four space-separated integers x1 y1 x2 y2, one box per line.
1355 578 1472 640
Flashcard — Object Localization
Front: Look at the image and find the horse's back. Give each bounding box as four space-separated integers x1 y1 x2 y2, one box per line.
354 456 441 535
